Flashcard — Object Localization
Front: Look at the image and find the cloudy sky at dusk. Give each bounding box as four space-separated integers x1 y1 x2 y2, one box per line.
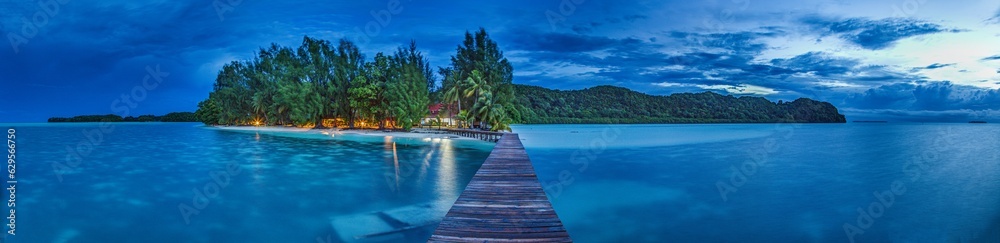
3 0 1000 122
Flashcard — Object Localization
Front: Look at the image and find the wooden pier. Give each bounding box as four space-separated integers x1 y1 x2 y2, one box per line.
442 129 505 142
428 134 572 242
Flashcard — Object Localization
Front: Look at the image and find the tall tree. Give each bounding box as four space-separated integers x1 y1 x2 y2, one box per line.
297 36 336 128
439 67 463 127
387 41 431 130
447 28 515 130
334 39 365 128
351 52 392 129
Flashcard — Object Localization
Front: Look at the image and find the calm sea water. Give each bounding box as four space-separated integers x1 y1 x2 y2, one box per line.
513 123 1000 243
3 123 494 243
6 123 999 242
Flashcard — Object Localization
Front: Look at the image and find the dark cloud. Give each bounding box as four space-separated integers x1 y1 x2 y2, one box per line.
845 82 1000 112
769 52 860 77
911 63 956 72
569 22 602 34
511 26 917 103
669 31 777 54
982 55 1000 61
924 63 956 69
803 16 953 50
989 8 1000 23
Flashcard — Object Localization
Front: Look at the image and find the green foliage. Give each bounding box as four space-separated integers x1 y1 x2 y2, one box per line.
193 30 522 130
48 114 124 122
195 98 222 124
49 112 198 123
196 35 437 130
442 28 517 130
387 41 431 130
333 39 365 128
160 112 198 122
513 84 847 124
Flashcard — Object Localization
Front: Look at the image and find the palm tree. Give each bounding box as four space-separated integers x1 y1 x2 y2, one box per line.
471 87 514 132
455 110 471 129
464 70 490 128
440 68 463 127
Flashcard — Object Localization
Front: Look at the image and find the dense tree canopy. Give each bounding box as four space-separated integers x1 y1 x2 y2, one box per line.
196 36 438 130
197 28 519 131
439 28 517 131
513 84 846 123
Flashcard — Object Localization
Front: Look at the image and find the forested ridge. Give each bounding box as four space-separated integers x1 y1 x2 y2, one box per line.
511 84 846 123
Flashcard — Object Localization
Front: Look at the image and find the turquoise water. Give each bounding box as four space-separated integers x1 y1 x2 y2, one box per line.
3 123 493 242
7 122 1000 242
513 124 1000 242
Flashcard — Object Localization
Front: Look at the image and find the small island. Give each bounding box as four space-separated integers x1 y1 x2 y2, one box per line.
48 112 198 123
191 30 846 131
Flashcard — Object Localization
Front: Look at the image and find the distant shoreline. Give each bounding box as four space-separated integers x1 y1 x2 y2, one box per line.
47 112 197 123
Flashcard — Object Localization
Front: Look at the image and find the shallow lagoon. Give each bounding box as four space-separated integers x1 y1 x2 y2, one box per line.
7 123 493 242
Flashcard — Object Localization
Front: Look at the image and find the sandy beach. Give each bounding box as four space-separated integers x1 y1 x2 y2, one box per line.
208 125 477 141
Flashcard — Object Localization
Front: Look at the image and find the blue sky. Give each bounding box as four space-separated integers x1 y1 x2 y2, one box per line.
2 0 1000 122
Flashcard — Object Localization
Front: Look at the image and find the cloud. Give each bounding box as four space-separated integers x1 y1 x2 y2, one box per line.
982 55 1000 61
845 82 1000 111
910 63 957 71
669 31 778 54
988 8 1000 23
769 52 860 77
5 0 998 122
802 17 953 50
654 82 778 95
923 63 956 69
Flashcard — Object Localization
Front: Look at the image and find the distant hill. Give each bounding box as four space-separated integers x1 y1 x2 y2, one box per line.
48 112 198 123
511 84 846 124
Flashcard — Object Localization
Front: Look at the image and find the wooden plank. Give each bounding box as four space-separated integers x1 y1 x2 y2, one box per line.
429 134 572 242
